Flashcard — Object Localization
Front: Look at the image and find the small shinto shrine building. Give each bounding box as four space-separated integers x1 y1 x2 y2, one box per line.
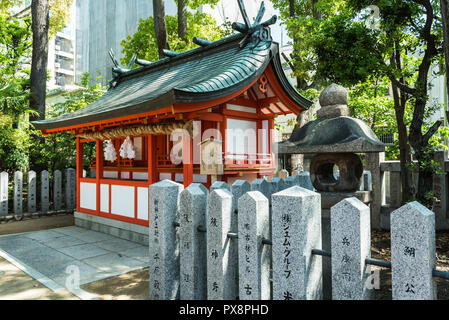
33 7 311 232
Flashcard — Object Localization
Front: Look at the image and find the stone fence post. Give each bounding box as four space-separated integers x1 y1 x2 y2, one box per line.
179 184 208 300
14 171 22 215
41 170 49 213
238 191 271 300
206 188 237 300
66 168 76 210
148 180 184 300
391 202 436 300
53 170 62 211
331 198 371 300
272 186 322 300
0 172 8 216
28 171 37 213
231 180 250 213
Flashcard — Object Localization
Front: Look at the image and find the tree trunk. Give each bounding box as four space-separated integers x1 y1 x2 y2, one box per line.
390 50 413 203
177 0 187 41
153 0 170 59
391 82 413 203
441 0 449 107
30 0 50 121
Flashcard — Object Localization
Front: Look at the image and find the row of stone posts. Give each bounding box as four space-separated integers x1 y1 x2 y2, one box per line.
0 168 76 217
148 176 438 300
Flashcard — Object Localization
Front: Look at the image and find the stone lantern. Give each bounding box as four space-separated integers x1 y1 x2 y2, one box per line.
276 83 385 299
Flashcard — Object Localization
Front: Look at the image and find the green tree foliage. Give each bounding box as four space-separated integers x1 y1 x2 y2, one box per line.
0 0 74 37
120 11 226 65
0 14 34 172
29 73 106 172
273 0 446 205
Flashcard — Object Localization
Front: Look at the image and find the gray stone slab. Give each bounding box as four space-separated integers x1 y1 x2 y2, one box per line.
7 244 80 277
121 245 150 263
206 188 237 300
27 171 37 213
269 177 286 197
231 180 250 214
83 252 148 274
38 235 88 250
14 171 23 215
238 191 270 300
251 179 270 202
210 181 230 192
297 172 314 190
51 259 105 286
65 168 76 210
285 173 314 191
59 229 118 243
94 237 141 252
331 197 371 300
53 226 90 236
57 243 113 260
0 227 150 290
0 235 41 255
0 172 8 216
148 179 184 300
23 229 67 242
179 184 208 300
391 202 437 300
41 171 49 213
272 186 322 300
53 170 62 211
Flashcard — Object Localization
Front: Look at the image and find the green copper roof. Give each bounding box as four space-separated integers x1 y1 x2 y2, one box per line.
33 33 312 131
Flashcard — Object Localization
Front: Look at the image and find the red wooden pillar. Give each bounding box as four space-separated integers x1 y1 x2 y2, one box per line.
96 140 103 216
76 137 83 212
256 119 263 179
183 133 193 187
268 118 275 167
148 135 158 185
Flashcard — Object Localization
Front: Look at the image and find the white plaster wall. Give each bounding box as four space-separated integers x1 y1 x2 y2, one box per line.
137 187 149 221
80 182 96 210
226 118 258 157
103 171 119 179
133 172 148 181
100 184 109 213
111 185 135 218
160 173 172 181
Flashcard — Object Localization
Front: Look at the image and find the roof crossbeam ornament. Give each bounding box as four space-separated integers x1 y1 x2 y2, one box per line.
193 37 213 47
232 0 277 49
108 49 137 88
135 58 153 66
163 49 181 58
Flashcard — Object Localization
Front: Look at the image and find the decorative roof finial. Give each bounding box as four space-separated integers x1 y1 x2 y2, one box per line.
108 49 137 88
232 0 277 49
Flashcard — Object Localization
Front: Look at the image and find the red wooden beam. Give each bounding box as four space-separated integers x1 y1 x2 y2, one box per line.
264 66 303 115
258 96 280 108
95 140 103 216
76 137 83 212
148 135 158 184
183 133 193 187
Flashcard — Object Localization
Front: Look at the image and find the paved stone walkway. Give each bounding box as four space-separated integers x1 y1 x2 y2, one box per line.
0 226 149 299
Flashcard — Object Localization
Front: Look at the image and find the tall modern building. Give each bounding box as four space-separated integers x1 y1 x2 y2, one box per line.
73 0 287 86
11 1 78 91
12 0 448 131
74 0 178 85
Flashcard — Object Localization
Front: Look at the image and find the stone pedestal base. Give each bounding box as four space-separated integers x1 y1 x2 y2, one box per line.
75 211 149 245
320 191 372 300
